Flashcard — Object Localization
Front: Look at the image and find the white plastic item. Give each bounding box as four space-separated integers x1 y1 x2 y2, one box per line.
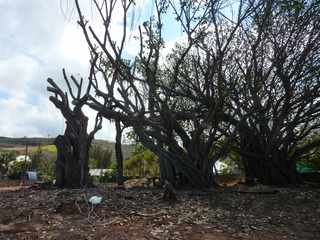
88 196 103 205
26 171 38 181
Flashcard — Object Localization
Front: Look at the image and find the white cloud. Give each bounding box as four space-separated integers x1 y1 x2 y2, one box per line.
60 23 90 66
0 96 64 137
0 0 113 140
0 55 39 97
0 0 178 141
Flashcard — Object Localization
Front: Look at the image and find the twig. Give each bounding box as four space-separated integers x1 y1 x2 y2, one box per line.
100 217 122 226
130 211 165 217
75 200 83 215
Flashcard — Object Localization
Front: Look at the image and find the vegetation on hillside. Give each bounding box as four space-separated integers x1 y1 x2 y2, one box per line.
124 145 159 178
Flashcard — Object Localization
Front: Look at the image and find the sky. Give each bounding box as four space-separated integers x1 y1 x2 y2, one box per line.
0 0 184 140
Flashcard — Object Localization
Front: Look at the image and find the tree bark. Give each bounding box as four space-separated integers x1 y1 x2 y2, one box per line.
48 73 102 189
115 120 124 187
240 143 301 186
53 111 92 188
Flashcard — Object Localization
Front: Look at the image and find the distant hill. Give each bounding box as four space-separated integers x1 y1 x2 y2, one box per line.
0 136 135 162
91 139 135 162
0 136 54 146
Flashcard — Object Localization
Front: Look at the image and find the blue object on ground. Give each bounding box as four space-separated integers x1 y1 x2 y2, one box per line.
26 171 38 181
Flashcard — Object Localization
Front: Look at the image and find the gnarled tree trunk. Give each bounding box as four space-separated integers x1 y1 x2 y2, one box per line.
54 112 91 188
47 71 101 188
239 130 301 186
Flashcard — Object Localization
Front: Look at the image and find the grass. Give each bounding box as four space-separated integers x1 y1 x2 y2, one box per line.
40 145 57 153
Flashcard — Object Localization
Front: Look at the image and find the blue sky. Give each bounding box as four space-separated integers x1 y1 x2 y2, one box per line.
0 0 183 140
0 89 9 99
0 0 83 139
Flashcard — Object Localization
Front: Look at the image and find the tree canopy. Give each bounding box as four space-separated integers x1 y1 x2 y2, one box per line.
49 0 320 187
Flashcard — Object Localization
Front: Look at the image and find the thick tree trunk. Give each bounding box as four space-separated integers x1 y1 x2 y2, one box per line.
242 152 301 186
115 120 124 186
54 135 82 188
53 112 92 188
47 75 101 189
133 126 215 189
54 136 67 188
239 128 301 186
54 134 91 188
158 156 177 186
147 144 210 188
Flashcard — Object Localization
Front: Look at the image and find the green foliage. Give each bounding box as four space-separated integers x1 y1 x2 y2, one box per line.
215 143 243 175
30 146 55 181
89 144 113 169
98 169 117 183
297 135 320 172
297 153 320 172
40 145 57 153
0 151 17 175
210 138 243 175
7 160 32 179
125 128 138 143
37 157 55 181
279 0 320 17
280 0 305 13
124 144 159 177
218 157 241 175
30 146 42 169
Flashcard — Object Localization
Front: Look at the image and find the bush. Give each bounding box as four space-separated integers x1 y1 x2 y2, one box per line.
0 151 17 176
217 157 243 175
89 145 113 169
37 157 55 181
40 145 57 153
124 145 159 178
7 160 32 179
98 169 117 183
30 146 55 181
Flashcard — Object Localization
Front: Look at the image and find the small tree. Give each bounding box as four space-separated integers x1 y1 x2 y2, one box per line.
125 144 159 178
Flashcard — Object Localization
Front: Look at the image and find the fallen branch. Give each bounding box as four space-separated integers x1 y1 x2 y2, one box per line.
130 211 165 217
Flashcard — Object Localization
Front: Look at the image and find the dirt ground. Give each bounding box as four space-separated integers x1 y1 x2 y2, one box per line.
0 182 319 240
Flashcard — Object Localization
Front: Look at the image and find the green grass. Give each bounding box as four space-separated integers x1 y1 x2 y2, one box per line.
41 145 57 153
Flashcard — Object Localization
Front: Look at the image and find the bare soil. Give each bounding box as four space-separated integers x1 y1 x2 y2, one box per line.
0 181 319 240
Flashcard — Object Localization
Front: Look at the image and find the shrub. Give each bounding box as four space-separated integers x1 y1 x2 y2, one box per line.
37 156 55 181
98 169 117 183
40 145 57 153
7 160 32 179
30 146 55 181
0 151 17 176
124 145 159 178
89 145 113 169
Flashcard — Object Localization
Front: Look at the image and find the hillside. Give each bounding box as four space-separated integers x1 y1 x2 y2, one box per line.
0 136 135 162
91 139 135 162
0 137 54 146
